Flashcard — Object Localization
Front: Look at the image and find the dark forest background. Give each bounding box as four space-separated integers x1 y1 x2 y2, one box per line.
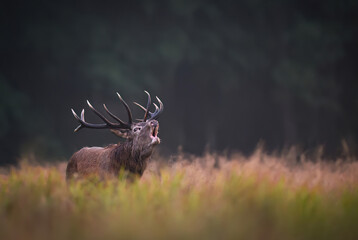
1 0 357 164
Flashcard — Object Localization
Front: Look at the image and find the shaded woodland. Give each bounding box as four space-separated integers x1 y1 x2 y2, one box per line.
1 0 357 164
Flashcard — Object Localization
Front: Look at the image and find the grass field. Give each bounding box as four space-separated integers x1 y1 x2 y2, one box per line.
1 149 358 240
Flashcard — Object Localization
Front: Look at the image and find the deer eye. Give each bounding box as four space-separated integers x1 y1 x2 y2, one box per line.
133 127 142 132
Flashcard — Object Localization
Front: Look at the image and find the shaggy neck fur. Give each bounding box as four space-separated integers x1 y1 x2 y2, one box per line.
110 140 153 176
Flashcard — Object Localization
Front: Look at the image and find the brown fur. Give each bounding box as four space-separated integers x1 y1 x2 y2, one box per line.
66 120 160 180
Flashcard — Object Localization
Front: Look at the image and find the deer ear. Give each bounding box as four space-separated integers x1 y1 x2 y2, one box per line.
110 129 131 139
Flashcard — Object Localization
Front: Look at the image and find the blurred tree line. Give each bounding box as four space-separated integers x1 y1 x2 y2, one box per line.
1 0 357 164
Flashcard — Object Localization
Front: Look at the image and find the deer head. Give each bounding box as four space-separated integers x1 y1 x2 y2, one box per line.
71 91 164 152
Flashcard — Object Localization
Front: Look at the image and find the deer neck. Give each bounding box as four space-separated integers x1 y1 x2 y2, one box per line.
111 140 152 176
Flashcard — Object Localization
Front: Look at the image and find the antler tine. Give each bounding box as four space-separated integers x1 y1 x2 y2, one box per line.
103 104 128 127
73 109 86 132
133 102 159 121
86 100 119 127
133 102 146 112
156 96 164 112
71 108 109 132
143 90 151 121
72 109 83 132
80 109 85 120
133 94 163 121
116 93 133 124
151 103 159 117
149 96 164 120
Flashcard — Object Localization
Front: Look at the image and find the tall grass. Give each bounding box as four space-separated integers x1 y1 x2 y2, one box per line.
1 149 358 240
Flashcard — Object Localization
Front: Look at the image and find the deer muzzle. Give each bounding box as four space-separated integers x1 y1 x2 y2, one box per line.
149 120 160 145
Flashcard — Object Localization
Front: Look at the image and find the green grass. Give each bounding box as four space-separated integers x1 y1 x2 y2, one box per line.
1 151 358 240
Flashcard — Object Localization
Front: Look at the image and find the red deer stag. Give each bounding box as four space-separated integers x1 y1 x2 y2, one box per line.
66 91 163 180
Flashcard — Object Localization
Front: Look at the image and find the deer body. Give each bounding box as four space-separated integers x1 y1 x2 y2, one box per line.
66 91 163 180
66 143 150 179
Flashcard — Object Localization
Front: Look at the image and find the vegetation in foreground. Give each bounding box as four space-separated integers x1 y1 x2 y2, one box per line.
1 150 358 240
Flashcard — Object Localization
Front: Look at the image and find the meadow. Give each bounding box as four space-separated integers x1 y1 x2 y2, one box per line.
1 148 358 240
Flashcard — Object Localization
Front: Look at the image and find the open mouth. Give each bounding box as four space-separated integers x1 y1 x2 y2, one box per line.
151 125 159 137
149 125 160 145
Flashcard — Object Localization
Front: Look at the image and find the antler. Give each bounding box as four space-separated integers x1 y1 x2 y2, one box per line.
71 91 163 132
71 93 133 132
102 92 133 125
133 91 164 121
